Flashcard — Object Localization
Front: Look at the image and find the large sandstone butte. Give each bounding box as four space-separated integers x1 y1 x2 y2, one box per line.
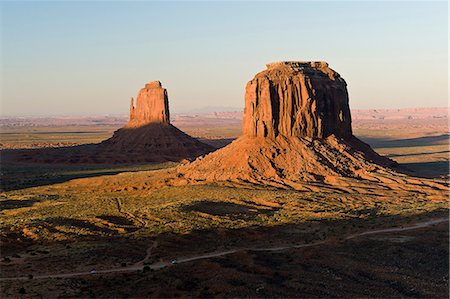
243 61 352 139
99 81 213 162
176 61 401 188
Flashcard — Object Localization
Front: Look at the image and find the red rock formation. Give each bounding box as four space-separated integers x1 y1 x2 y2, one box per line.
243 61 352 138
99 81 213 162
176 62 397 188
9 81 214 165
128 81 170 127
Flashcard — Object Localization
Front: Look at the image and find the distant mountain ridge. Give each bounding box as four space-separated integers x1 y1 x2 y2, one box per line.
0 107 448 127
352 107 449 120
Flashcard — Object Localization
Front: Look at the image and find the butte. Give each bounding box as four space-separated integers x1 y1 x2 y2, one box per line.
98 81 213 162
4 81 212 165
174 61 446 192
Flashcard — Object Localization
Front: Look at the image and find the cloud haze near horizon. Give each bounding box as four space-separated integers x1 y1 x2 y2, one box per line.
1 1 448 116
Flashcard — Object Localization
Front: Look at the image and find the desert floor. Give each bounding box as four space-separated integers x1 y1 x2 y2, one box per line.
0 110 448 298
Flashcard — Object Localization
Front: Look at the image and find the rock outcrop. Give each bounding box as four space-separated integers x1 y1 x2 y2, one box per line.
128 81 170 126
8 81 214 165
99 81 213 162
176 61 398 188
243 61 352 138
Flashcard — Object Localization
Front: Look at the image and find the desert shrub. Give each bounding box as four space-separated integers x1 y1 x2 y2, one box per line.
228 279 246 286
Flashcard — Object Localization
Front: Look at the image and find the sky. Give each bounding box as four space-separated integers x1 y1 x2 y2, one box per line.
1 1 448 116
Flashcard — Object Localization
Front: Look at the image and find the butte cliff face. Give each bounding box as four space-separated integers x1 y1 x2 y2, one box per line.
176 62 398 188
128 81 170 126
98 81 213 163
243 61 352 139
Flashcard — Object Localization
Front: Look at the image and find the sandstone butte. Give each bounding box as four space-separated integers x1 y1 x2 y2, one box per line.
99 81 213 162
242 61 352 139
173 61 447 192
6 80 213 164
128 81 170 127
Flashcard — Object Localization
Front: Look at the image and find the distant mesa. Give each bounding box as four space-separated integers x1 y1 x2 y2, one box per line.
176 61 398 188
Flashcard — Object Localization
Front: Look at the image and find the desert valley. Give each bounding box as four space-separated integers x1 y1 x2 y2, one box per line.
0 61 448 298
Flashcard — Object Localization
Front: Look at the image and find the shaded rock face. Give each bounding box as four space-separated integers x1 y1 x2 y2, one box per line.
128 81 170 127
243 61 352 139
100 123 214 163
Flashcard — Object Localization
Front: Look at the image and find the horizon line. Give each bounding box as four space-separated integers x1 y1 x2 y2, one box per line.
0 106 448 118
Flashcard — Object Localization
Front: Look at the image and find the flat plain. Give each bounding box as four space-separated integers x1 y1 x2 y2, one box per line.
0 108 448 298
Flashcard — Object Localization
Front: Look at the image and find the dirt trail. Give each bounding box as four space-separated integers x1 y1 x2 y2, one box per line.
0 217 447 281
344 218 448 240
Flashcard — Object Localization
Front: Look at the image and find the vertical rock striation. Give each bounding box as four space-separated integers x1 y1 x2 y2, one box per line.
243 61 352 139
128 81 170 127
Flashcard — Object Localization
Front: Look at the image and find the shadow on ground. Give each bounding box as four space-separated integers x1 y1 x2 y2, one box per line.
182 200 279 220
359 134 449 148
399 161 449 179
1 208 448 298
0 136 234 192
0 162 173 192
0 199 40 210
1 133 447 191
387 150 449 158
199 138 236 149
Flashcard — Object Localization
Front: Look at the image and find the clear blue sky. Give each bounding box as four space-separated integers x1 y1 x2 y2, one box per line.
1 1 448 116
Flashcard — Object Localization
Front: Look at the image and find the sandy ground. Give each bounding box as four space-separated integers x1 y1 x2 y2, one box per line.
1 217 446 282
0 108 448 298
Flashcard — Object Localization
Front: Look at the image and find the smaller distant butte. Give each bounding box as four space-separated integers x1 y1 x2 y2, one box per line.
5 81 213 165
99 81 214 162
128 81 170 126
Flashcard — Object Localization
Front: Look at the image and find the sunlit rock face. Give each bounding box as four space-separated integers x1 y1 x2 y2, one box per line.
128 81 170 127
242 61 352 139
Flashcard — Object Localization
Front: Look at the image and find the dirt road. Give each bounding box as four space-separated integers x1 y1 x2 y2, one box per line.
1 217 447 281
